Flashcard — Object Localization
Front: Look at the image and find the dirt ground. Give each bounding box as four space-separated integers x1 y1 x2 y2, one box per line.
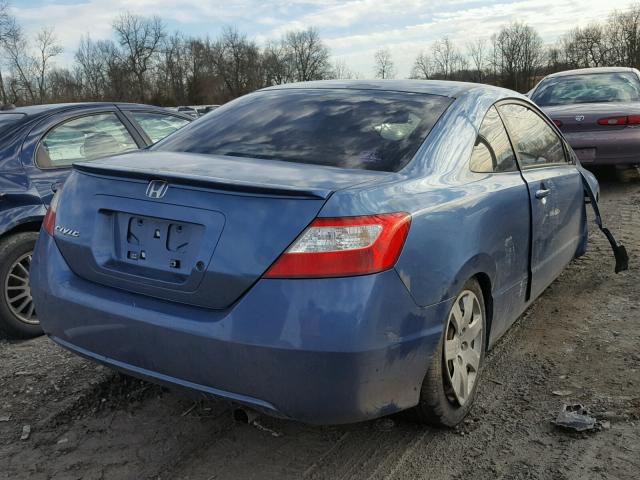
1 167 639 480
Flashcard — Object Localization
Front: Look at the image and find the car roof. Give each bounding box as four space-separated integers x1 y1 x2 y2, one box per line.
260 79 499 99
545 67 638 79
6 102 172 117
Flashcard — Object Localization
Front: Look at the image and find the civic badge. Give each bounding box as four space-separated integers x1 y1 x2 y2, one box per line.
146 180 168 199
575 115 585 122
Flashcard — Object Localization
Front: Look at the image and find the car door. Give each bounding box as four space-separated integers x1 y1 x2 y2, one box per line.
468 105 531 340
21 108 144 206
498 102 584 300
122 110 191 145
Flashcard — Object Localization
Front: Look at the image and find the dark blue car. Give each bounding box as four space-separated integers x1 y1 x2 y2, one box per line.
0 103 191 338
31 81 604 426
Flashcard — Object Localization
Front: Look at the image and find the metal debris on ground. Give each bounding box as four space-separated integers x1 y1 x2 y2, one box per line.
553 404 596 432
251 420 282 437
552 390 573 396
20 425 31 441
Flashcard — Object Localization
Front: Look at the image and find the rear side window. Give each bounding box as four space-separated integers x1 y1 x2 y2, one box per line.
498 104 566 167
469 106 517 173
155 89 452 172
130 111 190 144
36 113 138 168
532 72 640 106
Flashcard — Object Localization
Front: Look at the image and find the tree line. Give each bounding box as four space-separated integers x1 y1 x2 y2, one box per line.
2 1 640 107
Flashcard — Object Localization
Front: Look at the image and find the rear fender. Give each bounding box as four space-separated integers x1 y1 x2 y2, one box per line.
446 254 496 302
0 197 46 238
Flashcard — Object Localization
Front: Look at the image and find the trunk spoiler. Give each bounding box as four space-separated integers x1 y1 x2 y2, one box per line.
73 163 331 200
580 173 628 273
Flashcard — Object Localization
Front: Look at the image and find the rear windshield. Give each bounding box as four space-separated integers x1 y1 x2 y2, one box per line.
154 89 452 172
532 72 640 106
0 113 25 134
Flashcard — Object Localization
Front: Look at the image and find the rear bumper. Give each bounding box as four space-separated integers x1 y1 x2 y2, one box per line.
565 129 640 165
31 232 449 424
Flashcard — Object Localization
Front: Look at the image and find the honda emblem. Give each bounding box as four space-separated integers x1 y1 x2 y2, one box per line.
146 180 169 199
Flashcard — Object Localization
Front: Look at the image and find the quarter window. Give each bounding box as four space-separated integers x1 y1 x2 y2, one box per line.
129 112 190 144
470 106 517 173
36 113 138 168
498 104 566 167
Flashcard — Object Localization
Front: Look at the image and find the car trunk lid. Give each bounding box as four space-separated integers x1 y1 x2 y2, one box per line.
544 102 640 133
53 151 391 309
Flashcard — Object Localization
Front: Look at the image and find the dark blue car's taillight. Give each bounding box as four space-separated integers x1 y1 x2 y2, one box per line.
43 190 61 236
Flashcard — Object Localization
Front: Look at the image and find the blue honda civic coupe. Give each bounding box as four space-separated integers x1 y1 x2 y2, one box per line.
31 80 603 426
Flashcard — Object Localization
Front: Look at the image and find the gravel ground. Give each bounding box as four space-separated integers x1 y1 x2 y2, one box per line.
1 167 639 480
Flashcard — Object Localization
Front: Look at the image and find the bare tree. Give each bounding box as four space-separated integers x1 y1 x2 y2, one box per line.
467 38 486 82
432 37 465 79
212 27 263 100
0 16 36 103
112 12 165 102
410 51 432 79
492 22 543 91
262 40 289 85
331 59 356 79
606 6 640 67
283 28 331 82
75 36 113 100
0 0 10 102
373 48 395 79
34 27 62 102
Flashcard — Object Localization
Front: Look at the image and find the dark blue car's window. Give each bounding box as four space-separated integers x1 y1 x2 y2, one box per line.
154 89 452 172
532 72 640 106
470 106 517 173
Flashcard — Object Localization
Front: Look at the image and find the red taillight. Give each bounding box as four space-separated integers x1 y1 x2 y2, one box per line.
552 119 563 128
597 115 640 126
264 212 412 278
43 190 61 236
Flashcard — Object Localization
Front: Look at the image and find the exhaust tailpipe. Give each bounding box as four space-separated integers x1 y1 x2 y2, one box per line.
232 407 259 424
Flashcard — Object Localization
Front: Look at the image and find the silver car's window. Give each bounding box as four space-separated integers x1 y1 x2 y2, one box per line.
130 112 190 144
532 72 640 106
470 106 517 173
36 113 138 169
498 104 566 167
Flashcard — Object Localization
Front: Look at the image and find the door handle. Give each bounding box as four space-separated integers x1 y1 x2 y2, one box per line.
535 188 550 199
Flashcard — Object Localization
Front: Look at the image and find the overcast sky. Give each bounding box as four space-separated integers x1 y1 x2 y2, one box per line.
10 0 640 78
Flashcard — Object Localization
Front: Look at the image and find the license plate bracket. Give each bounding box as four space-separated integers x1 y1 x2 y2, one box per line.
118 214 200 274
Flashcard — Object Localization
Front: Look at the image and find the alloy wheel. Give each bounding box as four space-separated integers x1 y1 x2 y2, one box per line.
443 289 483 406
4 252 38 325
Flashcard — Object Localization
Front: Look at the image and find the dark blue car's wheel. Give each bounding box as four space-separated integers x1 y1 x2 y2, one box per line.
0 232 43 339
414 278 486 427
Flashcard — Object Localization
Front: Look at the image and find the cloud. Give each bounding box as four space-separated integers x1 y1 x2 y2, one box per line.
10 0 640 78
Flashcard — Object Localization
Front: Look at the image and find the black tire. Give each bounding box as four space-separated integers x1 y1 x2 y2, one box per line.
413 278 486 427
0 232 43 339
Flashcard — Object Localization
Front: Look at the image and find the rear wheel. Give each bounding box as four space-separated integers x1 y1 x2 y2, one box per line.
414 278 486 427
0 232 42 338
